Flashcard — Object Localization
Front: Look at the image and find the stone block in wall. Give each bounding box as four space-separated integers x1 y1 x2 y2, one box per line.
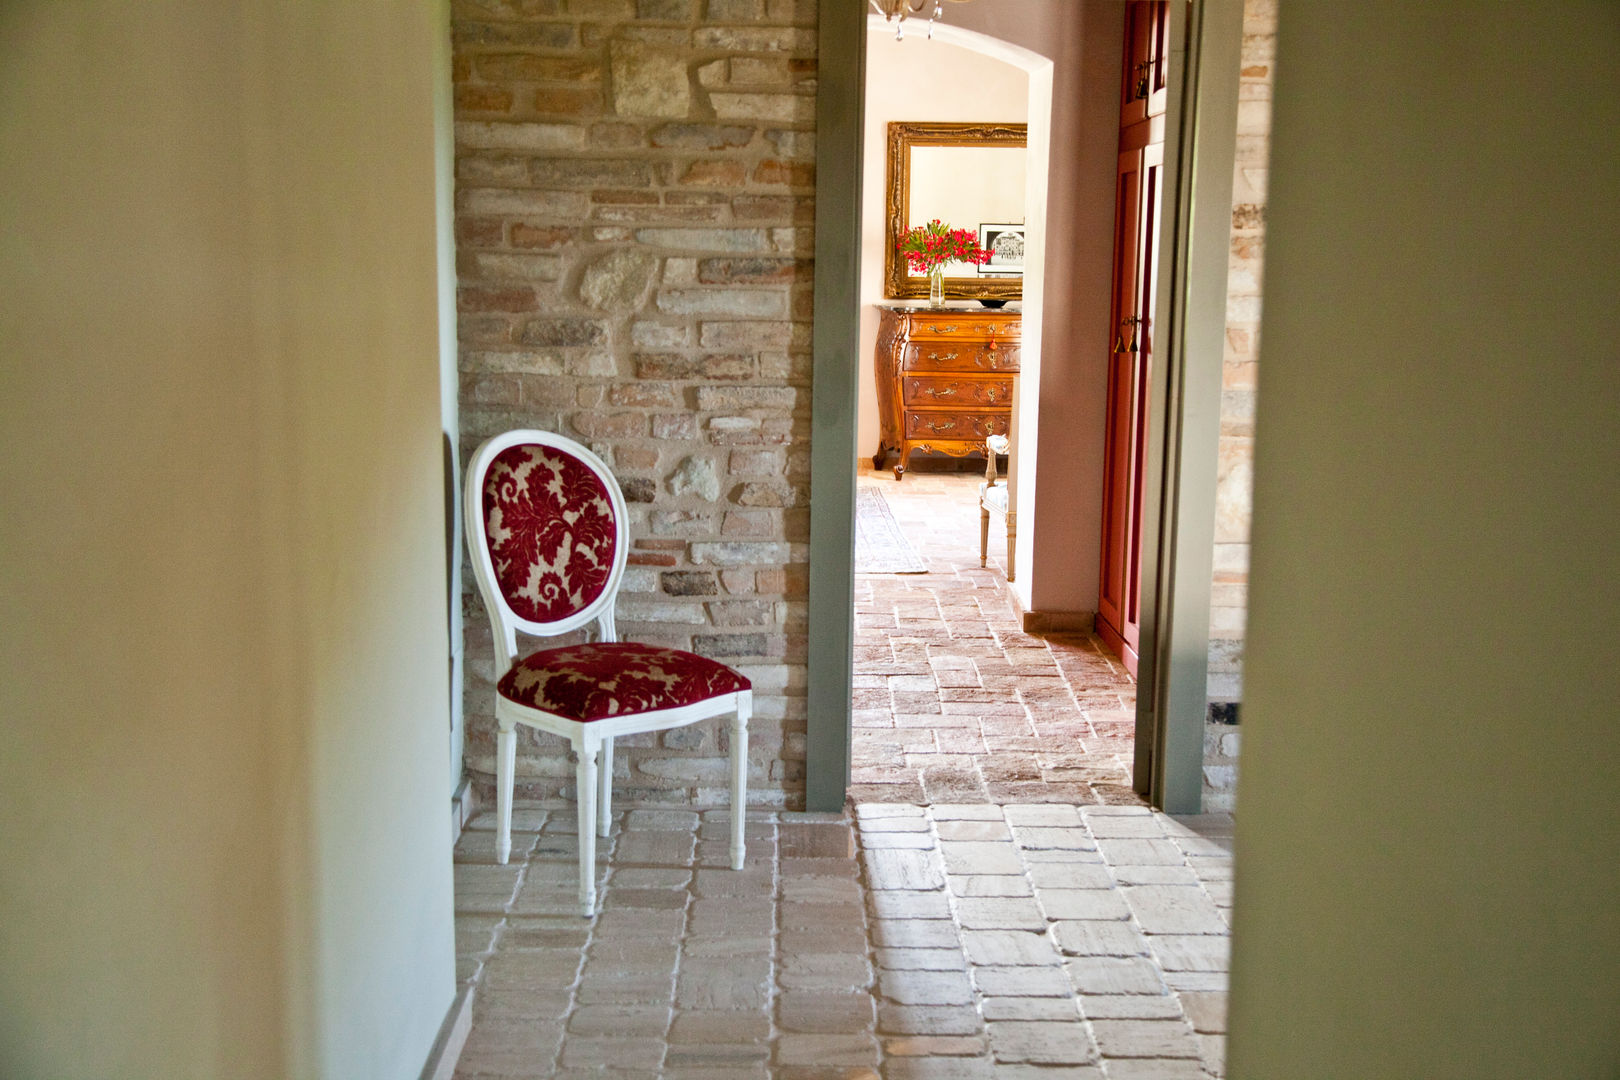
720 509 778 537
688 541 788 566
692 26 813 54
460 188 591 219
666 455 721 500
609 40 692 117
662 571 718 596
710 92 814 123
617 597 707 624
655 289 788 317
691 633 770 658
634 226 771 251
697 321 794 349
639 0 695 20
455 119 585 151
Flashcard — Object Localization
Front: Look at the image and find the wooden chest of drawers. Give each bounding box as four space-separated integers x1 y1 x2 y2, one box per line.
872 305 1021 479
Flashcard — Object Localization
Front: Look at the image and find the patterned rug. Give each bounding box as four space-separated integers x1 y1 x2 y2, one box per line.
855 486 927 574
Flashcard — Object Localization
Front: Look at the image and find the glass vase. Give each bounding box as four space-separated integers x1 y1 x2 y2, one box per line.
928 267 946 307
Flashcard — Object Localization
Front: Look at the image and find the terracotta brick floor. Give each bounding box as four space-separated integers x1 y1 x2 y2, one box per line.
452 802 1233 1079
853 465 1141 806
448 465 1221 1080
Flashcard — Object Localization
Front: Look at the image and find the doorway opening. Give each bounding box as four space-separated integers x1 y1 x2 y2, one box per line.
810 0 1247 814
845 15 1141 804
851 464 1141 803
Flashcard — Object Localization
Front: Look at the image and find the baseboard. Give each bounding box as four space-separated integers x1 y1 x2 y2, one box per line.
1021 609 1095 634
450 775 479 845
418 985 474 1080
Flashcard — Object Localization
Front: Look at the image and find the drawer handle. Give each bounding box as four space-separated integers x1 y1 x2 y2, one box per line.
927 350 959 362
928 324 958 334
921 418 959 433
919 383 1002 403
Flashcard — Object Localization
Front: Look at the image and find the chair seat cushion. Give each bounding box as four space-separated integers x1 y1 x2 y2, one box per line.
498 642 750 722
980 482 1008 514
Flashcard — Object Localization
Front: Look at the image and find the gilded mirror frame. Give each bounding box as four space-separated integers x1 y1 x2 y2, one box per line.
884 121 1029 302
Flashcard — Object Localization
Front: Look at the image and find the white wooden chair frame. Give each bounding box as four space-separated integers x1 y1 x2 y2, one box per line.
979 433 1016 581
464 429 751 916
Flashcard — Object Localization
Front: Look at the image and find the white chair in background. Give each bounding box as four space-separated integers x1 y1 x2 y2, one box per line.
979 433 1015 581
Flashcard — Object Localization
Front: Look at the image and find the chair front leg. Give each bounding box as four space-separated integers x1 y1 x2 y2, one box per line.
496 717 517 865
574 734 599 917
596 736 614 839
730 694 751 870
980 506 991 568
1006 509 1017 583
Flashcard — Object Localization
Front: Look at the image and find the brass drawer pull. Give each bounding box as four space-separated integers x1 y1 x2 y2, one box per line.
911 382 1005 403
927 324 958 334
927 350 958 362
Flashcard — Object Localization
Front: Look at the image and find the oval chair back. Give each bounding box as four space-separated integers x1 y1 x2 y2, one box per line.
463 430 630 677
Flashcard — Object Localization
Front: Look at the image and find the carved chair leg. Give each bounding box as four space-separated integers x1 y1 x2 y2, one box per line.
1006 510 1017 583
980 506 990 568
730 696 751 870
496 718 517 865
596 736 613 839
574 736 599 917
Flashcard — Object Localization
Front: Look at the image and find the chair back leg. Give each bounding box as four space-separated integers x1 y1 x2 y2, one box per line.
574 733 599 916
730 693 751 870
596 736 614 839
496 718 517 864
980 506 991 568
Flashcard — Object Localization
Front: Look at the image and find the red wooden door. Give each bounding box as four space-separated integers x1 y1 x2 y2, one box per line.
1097 2 1168 677
1120 0 1170 128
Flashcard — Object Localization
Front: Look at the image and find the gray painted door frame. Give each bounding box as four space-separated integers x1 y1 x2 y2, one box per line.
1132 0 1243 813
805 0 865 812
805 0 1241 814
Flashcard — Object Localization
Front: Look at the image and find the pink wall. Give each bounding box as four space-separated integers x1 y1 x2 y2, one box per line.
950 1 1124 615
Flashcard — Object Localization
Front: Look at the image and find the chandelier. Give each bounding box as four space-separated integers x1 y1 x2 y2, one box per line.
870 0 976 41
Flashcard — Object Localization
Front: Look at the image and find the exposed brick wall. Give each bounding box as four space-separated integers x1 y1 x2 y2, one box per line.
452 0 817 807
1204 0 1275 811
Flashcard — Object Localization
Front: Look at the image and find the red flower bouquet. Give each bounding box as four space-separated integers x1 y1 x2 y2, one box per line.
895 219 993 306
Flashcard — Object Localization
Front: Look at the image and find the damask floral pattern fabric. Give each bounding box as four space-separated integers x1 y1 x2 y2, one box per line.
498 642 750 722
482 443 617 623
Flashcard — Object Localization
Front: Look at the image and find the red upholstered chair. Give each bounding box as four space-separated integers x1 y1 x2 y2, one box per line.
464 430 752 916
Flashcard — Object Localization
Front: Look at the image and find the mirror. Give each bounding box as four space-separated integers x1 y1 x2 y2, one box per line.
885 121 1028 302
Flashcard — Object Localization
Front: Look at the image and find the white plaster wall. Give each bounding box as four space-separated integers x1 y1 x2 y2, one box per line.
1230 4 1620 1074
0 3 457 1075
857 33 1029 459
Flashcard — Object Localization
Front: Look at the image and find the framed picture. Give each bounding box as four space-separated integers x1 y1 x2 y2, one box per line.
977 223 1026 276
